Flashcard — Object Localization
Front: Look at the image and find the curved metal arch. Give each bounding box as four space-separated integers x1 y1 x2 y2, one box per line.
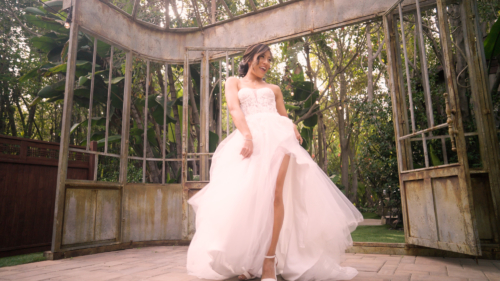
70 0 433 63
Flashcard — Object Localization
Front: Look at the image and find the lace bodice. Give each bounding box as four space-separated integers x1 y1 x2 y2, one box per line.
237 87 278 117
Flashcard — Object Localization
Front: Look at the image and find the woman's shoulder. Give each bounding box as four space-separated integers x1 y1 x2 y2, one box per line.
226 76 240 86
265 83 282 96
225 77 241 95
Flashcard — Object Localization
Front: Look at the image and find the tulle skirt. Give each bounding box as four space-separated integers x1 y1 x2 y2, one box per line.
186 112 364 281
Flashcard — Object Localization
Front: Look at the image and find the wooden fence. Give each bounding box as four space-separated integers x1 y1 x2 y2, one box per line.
0 135 96 258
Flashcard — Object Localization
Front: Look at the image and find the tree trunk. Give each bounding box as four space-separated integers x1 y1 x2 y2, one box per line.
317 113 328 173
23 95 37 139
166 66 183 181
413 16 417 79
209 85 214 132
188 107 198 177
0 90 6 135
338 73 350 195
4 83 17 137
366 23 374 102
7 103 17 137
167 66 183 159
13 88 26 135
153 69 165 148
422 26 445 70
50 104 58 142
450 5 470 120
189 79 202 153
26 107 36 138
57 105 62 142
209 80 217 133
365 185 374 207
322 117 328 173
318 113 324 170
349 145 358 203
312 126 317 159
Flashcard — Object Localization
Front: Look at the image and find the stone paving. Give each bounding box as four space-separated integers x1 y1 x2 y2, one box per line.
0 246 499 281
358 219 382 226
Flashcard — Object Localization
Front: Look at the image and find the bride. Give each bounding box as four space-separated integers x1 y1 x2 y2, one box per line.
186 44 364 281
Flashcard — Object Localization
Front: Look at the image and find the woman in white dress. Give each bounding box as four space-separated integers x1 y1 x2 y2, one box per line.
186 44 364 281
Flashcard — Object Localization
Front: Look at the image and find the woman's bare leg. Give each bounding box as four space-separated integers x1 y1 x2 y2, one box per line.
262 154 290 279
238 154 291 280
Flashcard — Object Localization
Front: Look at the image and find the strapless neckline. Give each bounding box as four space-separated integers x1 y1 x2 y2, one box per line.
237 86 277 117
237 87 273 93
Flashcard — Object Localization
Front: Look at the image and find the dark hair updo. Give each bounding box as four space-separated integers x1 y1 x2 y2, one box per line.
238 43 273 77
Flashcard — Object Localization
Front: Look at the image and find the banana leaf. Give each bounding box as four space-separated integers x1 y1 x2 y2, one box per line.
19 67 40 82
300 126 312 150
96 135 121 148
70 117 107 134
484 15 500 60
30 36 60 53
25 15 68 34
209 131 219 152
37 79 66 98
24 7 45 16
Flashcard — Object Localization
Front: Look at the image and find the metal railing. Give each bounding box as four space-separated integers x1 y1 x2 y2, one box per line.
68 38 121 182
182 47 246 182
68 35 188 184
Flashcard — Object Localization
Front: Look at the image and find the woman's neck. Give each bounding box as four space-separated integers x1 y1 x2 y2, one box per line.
244 72 263 83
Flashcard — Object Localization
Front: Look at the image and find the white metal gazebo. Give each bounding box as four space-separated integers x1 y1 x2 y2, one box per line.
47 0 500 260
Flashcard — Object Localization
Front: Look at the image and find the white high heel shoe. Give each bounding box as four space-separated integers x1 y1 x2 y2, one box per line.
261 255 278 281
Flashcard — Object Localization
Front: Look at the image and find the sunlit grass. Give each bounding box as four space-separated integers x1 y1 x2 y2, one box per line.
361 212 381 219
0 252 46 268
352 225 405 243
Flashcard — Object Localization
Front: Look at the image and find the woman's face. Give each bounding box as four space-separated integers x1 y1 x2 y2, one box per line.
248 50 272 79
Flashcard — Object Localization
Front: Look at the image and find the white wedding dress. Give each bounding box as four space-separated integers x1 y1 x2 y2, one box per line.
186 87 364 281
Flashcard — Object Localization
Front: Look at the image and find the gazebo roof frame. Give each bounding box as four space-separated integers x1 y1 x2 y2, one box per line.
64 0 438 63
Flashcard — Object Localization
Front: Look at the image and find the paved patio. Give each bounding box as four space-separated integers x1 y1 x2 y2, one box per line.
0 246 499 281
358 219 382 226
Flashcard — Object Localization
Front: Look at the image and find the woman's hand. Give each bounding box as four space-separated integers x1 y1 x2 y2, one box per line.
241 139 254 158
293 124 303 145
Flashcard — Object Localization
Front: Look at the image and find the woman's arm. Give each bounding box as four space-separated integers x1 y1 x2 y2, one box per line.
225 77 254 158
273 85 303 145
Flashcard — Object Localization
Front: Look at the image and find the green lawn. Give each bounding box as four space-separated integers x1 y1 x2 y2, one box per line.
0 252 46 268
361 212 381 219
352 225 405 243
